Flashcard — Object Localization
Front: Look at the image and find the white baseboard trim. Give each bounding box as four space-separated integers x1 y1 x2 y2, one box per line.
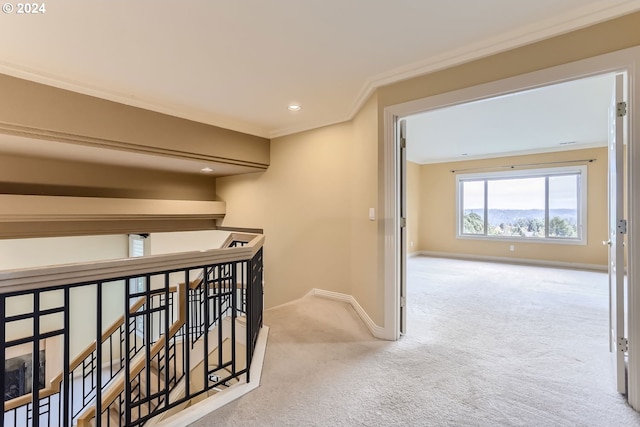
154 325 270 427
310 289 387 339
416 251 607 272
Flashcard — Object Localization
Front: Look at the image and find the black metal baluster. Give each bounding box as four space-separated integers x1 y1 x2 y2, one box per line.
63 288 70 427
33 291 40 427
0 295 5 427
95 282 103 427
231 262 237 378
163 273 171 410
184 269 191 399
203 267 210 393
124 280 132 427
217 266 223 370
144 284 151 418
246 259 252 382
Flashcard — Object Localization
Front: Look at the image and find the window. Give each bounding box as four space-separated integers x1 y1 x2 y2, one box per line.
456 166 586 244
128 234 148 335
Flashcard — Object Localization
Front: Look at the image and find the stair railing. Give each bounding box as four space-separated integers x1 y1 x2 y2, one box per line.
76 282 186 427
0 232 264 427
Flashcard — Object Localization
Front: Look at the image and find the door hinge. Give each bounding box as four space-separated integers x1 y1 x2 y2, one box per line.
400 296 406 307
400 137 406 149
400 217 407 228
618 337 629 353
618 219 627 235
617 101 627 117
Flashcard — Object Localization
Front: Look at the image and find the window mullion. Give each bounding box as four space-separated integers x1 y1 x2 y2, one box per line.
484 179 489 236
458 180 462 235
545 176 550 238
576 173 582 240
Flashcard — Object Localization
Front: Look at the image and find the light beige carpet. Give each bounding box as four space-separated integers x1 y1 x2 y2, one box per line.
190 257 640 426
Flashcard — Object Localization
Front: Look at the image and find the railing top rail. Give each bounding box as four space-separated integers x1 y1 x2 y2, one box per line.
0 233 264 295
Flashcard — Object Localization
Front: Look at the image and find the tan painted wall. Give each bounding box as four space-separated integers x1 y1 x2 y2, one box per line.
215 120 353 310
216 95 379 316
415 148 608 266
0 153 217 200
377 12 640 110
349 95 380 321
406 161 421 254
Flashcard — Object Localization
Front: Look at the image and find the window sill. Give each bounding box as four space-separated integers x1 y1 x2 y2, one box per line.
457 234 587 246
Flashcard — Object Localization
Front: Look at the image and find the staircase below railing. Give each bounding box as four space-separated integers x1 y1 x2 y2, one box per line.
0 233 264 427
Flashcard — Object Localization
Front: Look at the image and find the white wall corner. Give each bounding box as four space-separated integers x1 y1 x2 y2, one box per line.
311 288 388 339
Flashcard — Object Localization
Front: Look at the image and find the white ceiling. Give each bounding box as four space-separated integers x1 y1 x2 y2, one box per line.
0 1 638 173
405 73 616 164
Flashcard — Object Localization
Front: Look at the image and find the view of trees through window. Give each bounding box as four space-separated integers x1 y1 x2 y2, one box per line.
460 171 581 240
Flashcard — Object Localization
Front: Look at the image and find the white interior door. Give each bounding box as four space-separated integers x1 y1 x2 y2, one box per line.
399 119 407 334
608 73 626 394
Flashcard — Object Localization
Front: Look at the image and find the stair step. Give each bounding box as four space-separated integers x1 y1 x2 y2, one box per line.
130 399 160 423
89 406 121 427
83 333 246 427
222 316 248 346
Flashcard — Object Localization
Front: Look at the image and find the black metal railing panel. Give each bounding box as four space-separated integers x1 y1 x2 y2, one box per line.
1 234 264 427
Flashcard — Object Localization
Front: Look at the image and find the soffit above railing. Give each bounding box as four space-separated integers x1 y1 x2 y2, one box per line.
0 195 225 222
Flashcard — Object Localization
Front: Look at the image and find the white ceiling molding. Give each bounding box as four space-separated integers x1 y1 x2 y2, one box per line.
343 0 640 139
0 59 273 139
414 142 607 166
0 1 639 141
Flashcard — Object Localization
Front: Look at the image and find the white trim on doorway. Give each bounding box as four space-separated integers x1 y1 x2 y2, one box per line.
382 45 640 409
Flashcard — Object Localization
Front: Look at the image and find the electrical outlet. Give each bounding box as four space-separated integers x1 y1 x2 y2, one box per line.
509 245 515 252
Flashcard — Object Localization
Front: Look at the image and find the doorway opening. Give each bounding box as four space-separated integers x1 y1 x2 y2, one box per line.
404 72 627 388
383 48 638 402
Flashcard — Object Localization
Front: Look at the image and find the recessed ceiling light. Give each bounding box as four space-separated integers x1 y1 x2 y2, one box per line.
288 104 302 112
200 167 214 173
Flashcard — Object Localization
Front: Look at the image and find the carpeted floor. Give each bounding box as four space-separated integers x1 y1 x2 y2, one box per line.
190 256 640 426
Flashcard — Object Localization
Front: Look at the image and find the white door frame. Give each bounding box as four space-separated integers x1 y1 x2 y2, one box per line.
382 45 640 408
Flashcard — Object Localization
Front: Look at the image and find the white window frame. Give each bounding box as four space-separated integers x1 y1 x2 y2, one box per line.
455 165 587 245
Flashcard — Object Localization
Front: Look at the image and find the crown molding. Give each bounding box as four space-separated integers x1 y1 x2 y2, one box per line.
0 121 269 169
268 117 351 139
0 60 272 139
415 142 608 165
344 0 640 131
1 1 639 141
